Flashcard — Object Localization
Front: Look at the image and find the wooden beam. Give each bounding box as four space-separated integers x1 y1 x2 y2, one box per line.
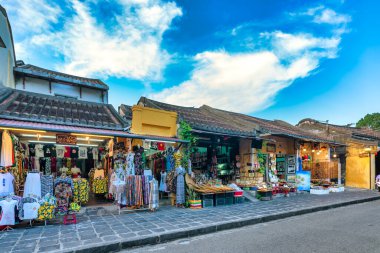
101 91 104 103
49 80 52 94
80 86 82 98
22 76 25 89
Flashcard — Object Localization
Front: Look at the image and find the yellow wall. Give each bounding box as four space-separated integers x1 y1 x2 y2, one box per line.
131 105 178 137
346 146 372 189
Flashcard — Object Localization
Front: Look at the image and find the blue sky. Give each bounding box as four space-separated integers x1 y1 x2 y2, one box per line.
3 0 380 125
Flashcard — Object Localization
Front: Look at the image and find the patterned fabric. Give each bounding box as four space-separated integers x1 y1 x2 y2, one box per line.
54 177 74 191
134 148 144 175
73 178 89 204
125 175 143 207
54 182 72 214
166 171 176 193
41 175 54 197
37 203 55 220
166 148 175 172
126 152 135 175
176 166 186 204
92 178 107 194
143 175 150 205
149 178 159 210
44 158 51 175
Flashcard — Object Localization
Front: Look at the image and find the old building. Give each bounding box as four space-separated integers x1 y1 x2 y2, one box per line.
14 62 109 103
298 118 380 189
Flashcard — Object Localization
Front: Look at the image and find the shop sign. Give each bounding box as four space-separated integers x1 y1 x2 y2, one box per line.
56 134 77 145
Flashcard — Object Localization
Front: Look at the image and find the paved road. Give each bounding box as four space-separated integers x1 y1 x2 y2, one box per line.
126 200 380 253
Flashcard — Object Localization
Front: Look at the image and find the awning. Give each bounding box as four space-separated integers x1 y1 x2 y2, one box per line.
0 119 189 143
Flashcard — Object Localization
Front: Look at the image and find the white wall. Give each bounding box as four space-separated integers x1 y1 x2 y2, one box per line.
0 11 15 88
15 76 106 103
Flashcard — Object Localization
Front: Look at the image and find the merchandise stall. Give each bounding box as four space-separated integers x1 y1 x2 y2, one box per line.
0 125 188 229
236 138 298 200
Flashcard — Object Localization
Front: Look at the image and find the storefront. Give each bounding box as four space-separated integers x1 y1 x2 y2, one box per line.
0 88 188 228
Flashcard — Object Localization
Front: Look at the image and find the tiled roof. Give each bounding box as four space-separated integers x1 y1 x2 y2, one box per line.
298 118 380 142
138 97 337 144
14 64 109 91
201 106 337 144
0 118 188 143
0 87 127 130
138 97 255 137
118 104 133 121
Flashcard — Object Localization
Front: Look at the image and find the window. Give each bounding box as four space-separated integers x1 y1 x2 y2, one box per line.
0 36 5 48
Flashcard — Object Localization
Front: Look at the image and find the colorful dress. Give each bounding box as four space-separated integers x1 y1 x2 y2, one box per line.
176 166 186 204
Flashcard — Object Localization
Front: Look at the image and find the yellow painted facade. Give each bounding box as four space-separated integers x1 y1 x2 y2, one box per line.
345 144 376 189
131 105 178 137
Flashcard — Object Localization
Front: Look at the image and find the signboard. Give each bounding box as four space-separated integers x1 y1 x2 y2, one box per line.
56 134 77 145
296 171 311 191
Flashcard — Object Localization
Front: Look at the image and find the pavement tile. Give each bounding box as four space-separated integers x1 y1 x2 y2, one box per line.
38 244 61 252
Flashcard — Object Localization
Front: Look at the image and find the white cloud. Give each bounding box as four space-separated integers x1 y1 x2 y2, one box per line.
261 31 340 58
5 0 182 80
313 8 351 25
151 6 350 113
151 50 319 113
2 0 61 35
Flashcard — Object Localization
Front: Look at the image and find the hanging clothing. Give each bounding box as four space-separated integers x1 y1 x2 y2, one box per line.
28 144 36 157
0 199 18 225
1 131 13 167
126 152 135 175
108 139 114 157
176 166 186 204
78 147 88 159
166 170 176 193
64 147 71 158
23 173 41 198
43 145 53 157
41 175 54 197
73 178 89 204
35 144 44 158
143 175 151 205
134 149 144 175
54 181 73 214
56 146 65 158
44 157 51 175
159 171 168 192
149 178 159 210
0 172 14 197
92 178 107 194
37 202 55 221
23 202 40 220
92 148 99 161
70 147 79 159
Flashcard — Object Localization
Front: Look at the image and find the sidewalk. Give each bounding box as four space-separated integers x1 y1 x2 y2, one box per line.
1 189 380 253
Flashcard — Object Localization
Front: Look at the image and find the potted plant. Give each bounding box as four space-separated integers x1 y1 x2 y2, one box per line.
187 188 202 209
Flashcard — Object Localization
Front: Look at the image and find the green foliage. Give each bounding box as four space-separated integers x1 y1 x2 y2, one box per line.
257 151 266 174
357 113 380 130
178 120 198 168
186 187 199 200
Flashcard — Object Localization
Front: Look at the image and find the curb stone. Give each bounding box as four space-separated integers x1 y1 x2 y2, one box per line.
61 195 380 253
